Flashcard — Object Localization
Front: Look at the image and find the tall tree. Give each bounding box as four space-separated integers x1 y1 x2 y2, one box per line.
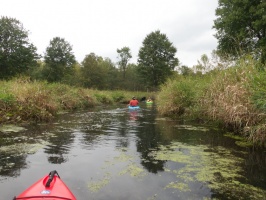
43 37 76 82
117 47 132 79
100 58 118 90
138 30 179 88
0 17 39 79
213 0 266 64
81 53 108 89
195 54 212 74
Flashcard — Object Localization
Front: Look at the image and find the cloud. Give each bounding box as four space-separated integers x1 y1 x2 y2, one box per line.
0 0 218 67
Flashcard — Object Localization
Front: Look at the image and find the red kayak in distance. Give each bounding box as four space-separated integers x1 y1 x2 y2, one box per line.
13 170 76 200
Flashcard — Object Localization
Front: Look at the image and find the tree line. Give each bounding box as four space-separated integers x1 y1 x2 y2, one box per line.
1 0 265 91
0 17 179 91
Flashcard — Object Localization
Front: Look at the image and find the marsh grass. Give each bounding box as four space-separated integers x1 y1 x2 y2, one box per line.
157 75 210 121
157 58 266 146
0 77 148 124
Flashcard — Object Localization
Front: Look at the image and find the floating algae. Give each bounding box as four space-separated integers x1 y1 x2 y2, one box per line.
88 177 110 192
174 125 209 132
0 140 49 174
88 148 146 193
0 141 48 155
0 124 26 133
165 181 191 192
235 140 253 148
119 164 145 177
113 151 133 162
224 132 253 148
150 142 266 199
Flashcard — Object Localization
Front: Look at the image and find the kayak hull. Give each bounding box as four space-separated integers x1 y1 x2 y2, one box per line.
128 106 140 109
14 171 76 200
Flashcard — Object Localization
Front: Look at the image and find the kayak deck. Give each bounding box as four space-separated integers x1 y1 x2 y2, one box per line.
14 171 76 200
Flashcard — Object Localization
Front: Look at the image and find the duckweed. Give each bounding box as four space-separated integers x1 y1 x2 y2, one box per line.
119 164 145 177
150 141 266 198
0 124 26 133
174 125 210 132
0 141 48 155
165 181 191 192
86 142 266 198
224 132 254 147
88 177 110 192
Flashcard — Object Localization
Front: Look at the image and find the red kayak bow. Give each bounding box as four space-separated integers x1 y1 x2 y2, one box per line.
14 170 76 200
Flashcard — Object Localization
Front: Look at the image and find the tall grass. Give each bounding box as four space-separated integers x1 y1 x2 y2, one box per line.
157 58 266 146
0 77 149 124
157 74 212 121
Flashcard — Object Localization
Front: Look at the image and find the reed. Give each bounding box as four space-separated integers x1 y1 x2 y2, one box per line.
157 57 266 146
157 74 210 120
0 77 149 124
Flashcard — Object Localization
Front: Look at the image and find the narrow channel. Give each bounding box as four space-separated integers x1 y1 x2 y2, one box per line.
0 103 265 199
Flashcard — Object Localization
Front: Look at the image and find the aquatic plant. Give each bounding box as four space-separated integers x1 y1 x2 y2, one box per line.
0 77 149 124
149 141 266 199
157 57 266 146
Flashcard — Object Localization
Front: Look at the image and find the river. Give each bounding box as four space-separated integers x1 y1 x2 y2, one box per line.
0 103 265 200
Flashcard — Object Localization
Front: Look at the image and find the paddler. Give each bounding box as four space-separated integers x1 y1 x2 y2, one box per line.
129 96 139 107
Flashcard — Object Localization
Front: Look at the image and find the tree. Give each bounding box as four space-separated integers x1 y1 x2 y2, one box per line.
179 65 194 76
213 0 266 64
127 63 146 91
138 30 179 89
81 53 108 89
194 54 212 74
100 58 118 90
43 37 76 82
117 47 132 79
0 17 39 79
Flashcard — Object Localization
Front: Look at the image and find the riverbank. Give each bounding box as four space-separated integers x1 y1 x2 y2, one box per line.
0 77 150 124
156 57 266 147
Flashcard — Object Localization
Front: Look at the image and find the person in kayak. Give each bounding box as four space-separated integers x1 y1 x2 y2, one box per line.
147 97 152 102
129 96 139 107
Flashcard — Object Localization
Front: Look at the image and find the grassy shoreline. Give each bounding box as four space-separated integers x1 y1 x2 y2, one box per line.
157 58 266 147
1 57 266 147
0 77 150 124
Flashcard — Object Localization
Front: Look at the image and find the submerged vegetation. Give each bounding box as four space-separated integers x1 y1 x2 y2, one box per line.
157 57 266 146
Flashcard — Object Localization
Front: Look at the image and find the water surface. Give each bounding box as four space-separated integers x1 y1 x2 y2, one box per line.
0 104 265 199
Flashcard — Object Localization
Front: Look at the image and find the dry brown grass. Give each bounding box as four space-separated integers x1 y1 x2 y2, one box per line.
157 58 266 146
0 77 150 124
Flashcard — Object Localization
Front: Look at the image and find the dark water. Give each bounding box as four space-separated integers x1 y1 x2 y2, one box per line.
0 104 265 200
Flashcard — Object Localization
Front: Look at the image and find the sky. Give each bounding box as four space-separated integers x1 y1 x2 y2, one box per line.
0 0 219 67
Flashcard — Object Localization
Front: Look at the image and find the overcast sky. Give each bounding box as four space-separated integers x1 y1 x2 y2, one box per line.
1 0 218 67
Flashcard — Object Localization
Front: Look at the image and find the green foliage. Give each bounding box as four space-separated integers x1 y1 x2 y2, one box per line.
158 56 266 145
81 53 114 89
116 63 146 91
94 93 113 104
43 37 76 82
0 78 93 123
111 91 125 103
138 30 179 89
178 65 194 76
250 71 266 111
0 92 15 103
157 76 202 116
214 0 266 63
0 16 39 79
117 47 132 79
100 58 118 90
